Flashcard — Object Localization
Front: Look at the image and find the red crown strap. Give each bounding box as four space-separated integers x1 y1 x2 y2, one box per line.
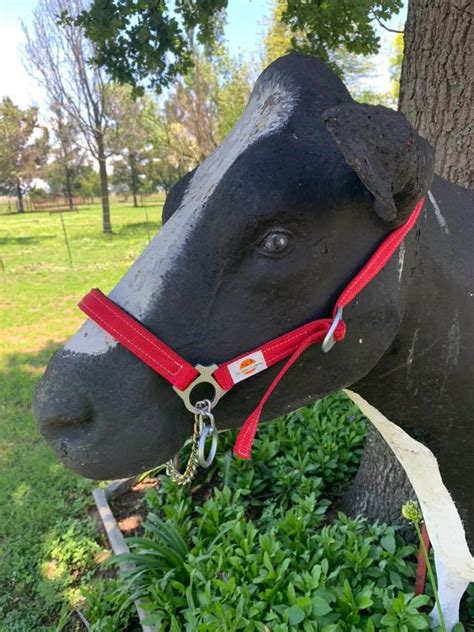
334 198 424 311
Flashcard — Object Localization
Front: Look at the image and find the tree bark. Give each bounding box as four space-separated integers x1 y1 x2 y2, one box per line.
342 426 416 533
129 152 139 208
65 166 74 210
97 134 112 233
399 0 473 188
16 180 24 213
344 0 472 526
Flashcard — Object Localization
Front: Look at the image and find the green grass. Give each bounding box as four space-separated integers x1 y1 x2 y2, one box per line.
0 201 163 629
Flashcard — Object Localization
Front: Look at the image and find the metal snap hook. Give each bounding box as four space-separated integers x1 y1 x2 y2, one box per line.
322 307 344 353
197 422 218 468
196 401 219 468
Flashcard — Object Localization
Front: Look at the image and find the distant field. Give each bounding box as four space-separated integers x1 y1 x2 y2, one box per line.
0 193 166 215
1 199 164 350
0 201 163 628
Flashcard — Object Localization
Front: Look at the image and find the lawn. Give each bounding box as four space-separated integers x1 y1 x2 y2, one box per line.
0 201 163 629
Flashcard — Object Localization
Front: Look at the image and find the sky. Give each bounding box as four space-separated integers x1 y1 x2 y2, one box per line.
0 0 407 110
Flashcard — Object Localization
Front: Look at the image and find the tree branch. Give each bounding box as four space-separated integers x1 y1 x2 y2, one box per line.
371 13 404 34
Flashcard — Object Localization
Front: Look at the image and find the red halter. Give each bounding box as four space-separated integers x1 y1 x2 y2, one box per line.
79 198 424 459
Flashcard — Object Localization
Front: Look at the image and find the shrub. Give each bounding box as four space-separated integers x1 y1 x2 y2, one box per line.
98 393 445 630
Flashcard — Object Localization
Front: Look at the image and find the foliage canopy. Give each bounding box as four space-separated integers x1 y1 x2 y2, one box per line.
70 0 403 92
0 98 49 208
282 0 403 65
68 0 227 93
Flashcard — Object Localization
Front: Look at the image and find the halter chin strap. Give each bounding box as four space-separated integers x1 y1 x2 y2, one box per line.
79 198 425 459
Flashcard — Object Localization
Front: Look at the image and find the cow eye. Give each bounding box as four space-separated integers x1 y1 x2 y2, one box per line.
258 229 292 257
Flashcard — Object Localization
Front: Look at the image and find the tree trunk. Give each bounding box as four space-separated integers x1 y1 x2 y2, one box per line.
343 0 472 526
65 166 74 210
341 426 416 534
129 152 139 208
97 134 112 233
16 180 24 213
399 0 473 188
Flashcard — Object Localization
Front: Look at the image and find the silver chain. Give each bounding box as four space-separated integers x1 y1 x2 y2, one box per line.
164 400 219 486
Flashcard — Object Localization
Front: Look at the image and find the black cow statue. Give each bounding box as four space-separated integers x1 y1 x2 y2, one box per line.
33 55 473 628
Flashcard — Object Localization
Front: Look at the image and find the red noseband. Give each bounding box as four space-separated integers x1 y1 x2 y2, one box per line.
79 198 425 459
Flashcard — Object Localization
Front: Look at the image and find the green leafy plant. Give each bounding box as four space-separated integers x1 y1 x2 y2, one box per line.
379 592 431 630
98 394 456 630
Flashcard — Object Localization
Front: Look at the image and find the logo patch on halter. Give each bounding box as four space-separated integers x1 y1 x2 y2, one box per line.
227 351 267 384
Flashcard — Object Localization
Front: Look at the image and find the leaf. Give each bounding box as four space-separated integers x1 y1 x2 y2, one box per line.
311 565 322 587
312 596 332 617
409 595 430 609
287 582 296 603
288 605 306 625
389 570 404 590
356 594 374 610
263 551 274 574
406 614 429 629
380 613 399 625
296 595 312 609
381 534 396 556
343 579 355 603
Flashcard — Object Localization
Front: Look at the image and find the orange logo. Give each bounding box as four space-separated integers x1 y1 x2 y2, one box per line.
239 358 257 375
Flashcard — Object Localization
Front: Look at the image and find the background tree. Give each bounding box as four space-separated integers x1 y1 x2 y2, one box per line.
390 32 404 104
261 0 292 69
23 0 115 233
107 86 157 207
67 0 228 93
281 0 402 63
0 98 49 213
145 49 251 193
47 102 86 208
72 0 403 93
43 161 99 200
262 0 396 106
74 165 102 200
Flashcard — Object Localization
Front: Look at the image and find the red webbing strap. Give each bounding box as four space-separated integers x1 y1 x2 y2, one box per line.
334 198 425 312
233 320 345 459
79 289 199 391
233 197 425 458
213 318 345 391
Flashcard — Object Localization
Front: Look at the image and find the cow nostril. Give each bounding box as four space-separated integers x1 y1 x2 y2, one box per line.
60 441 69 458
32 373 94 432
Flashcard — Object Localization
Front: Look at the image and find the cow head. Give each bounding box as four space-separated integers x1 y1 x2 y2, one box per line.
32 55 434 479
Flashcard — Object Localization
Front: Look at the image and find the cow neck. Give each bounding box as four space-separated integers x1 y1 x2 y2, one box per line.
79 198 425 460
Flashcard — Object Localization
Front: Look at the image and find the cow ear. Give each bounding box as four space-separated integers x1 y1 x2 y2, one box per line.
162 167 197 224
322 103 434 224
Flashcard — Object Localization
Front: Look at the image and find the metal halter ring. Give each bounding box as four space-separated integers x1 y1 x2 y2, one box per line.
196 400 219 468
322 307 344 353
173 364 227 414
